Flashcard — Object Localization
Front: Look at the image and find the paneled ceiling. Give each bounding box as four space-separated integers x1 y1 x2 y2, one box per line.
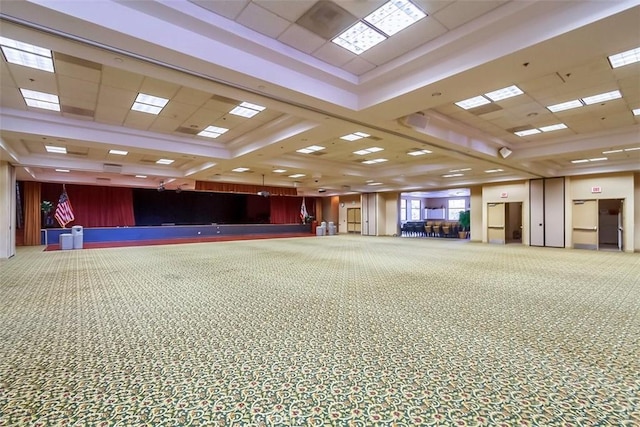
0 0 638 196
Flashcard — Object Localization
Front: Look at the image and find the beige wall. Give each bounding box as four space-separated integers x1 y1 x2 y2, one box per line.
469 186 482 242
635 173 640 252
379 192 400 236
0 162 16 259
566 172 635 252
481 181 529 244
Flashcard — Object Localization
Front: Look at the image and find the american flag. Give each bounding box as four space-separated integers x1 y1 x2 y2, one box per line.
54 186 75 228
300 197 308 222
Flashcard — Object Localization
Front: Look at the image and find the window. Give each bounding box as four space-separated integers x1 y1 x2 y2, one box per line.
400 199 407 221
410 199 421 220
448 199 466 221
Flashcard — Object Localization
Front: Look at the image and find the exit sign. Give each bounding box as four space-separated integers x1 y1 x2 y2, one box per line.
591 186 602 193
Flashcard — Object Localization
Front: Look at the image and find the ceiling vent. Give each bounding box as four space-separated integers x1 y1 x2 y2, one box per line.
468 103 503 116
296 1 357 39
175 126 201 135
61 105 94 117
103 163 122 174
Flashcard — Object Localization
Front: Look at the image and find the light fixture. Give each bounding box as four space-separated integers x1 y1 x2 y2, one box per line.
229 101 266 118
131 93 169 115
340 132 370 141
539 123 568 132
485 169 504 173
45 145 67 154
367 182 383 186
364 0 426 37
407 149 432 156
547 99 583 112
499 147 512 158
273 169 287 173
633 108 640 116
484 85 524 101
0 37 54 72
135 175 147 178
581 90 622 105
109 149 128 156
257 174 270 197
156 158 174 165
353 147 383 155
55 169 70 173
232 167 250 172
514 129 541 137
198 125 229 139
296 145 325 154
20 88 60 111
442 173 463 178
608 46 640 68
455 95 491 110
362 158 387 164
157 180 165 192
289 173 305 178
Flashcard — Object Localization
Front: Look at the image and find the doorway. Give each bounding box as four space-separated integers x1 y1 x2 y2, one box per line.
572 199 624 251
506 202 523 243
346 208 361 233
598 199 623 251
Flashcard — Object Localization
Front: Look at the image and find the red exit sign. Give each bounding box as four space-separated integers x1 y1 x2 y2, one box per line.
591 186 602 193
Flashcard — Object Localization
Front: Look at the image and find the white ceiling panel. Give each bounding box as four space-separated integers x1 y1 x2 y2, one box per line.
187 0 250 20
255 0 315 22
278 24 326 54
236 2 291 38
431 0 506 30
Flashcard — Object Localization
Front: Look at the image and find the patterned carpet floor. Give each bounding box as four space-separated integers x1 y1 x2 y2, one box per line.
1 235 639 426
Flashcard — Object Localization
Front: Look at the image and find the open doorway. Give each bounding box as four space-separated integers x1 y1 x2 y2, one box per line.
506 202 523 243
599 199 623 251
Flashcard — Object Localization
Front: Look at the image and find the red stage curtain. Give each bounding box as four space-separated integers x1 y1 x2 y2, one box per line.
270 196 316 224
41 183 135 228
195 181 297 196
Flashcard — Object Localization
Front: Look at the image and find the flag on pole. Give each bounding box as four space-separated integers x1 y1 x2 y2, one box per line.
54 185 75 228
300 197 309 223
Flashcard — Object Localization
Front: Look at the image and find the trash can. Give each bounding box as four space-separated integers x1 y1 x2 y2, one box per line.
328 222 337 235
316 225 326 236
60 233 73 250
71 225 83 249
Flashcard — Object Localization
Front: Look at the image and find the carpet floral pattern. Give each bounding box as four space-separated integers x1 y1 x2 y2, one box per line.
1 236 639 425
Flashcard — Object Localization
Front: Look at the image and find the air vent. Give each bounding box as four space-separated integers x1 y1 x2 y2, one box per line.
468 103 503 116
139 159 157 164
210 94 239 105
175 126 200 135
103 163 122 173
66 150 87 157
54 52 102 70
506 125 535 133
61 105 94 117
368 135 382 141
296 0 357 39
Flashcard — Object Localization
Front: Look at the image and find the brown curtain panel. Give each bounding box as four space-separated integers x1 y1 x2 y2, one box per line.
270 196 316 224
23 181 42 246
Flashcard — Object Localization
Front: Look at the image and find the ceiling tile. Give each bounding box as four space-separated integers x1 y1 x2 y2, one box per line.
236 2 291 38
432 0 507 30
278 24 326 54
412 0 452 15
53 53 101 82
172 87 215 106
7 64 57 93
342 57 376 75
312 42 354 67
187 0 250 20
94 105 129 125
97 86 136 109
337 0 387 18
139 77 180 99
57 75 99 104
255 0 316 22
101 66 144 92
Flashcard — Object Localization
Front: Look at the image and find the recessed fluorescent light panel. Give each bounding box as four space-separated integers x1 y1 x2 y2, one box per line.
442 173 463 178
198 125 229 139
232 167 250 172
546 99 583 113
109 149 128 156
289 173 305 178
229 101 266 118
135 175 147 178
602 149 623 154
633 108 640 116
571 157 607 164
0 37 54 72
362 158 387 164
539 123 567 132
367 182 383 186
340 132 370 141
20 88 60 111
131 93 169 115
353 147 383 155
296 145 325 154
484 85 524 101
55 169 70 173
156 158 174 165
364 0 426 37
45 145 66 154
624 147 640 151
485 169 504 173
333 21 387 55
581 90 622 105
608 46 640 68
272 169 287 173
455 95 490 110
407 149 432 156
514 129 541 137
